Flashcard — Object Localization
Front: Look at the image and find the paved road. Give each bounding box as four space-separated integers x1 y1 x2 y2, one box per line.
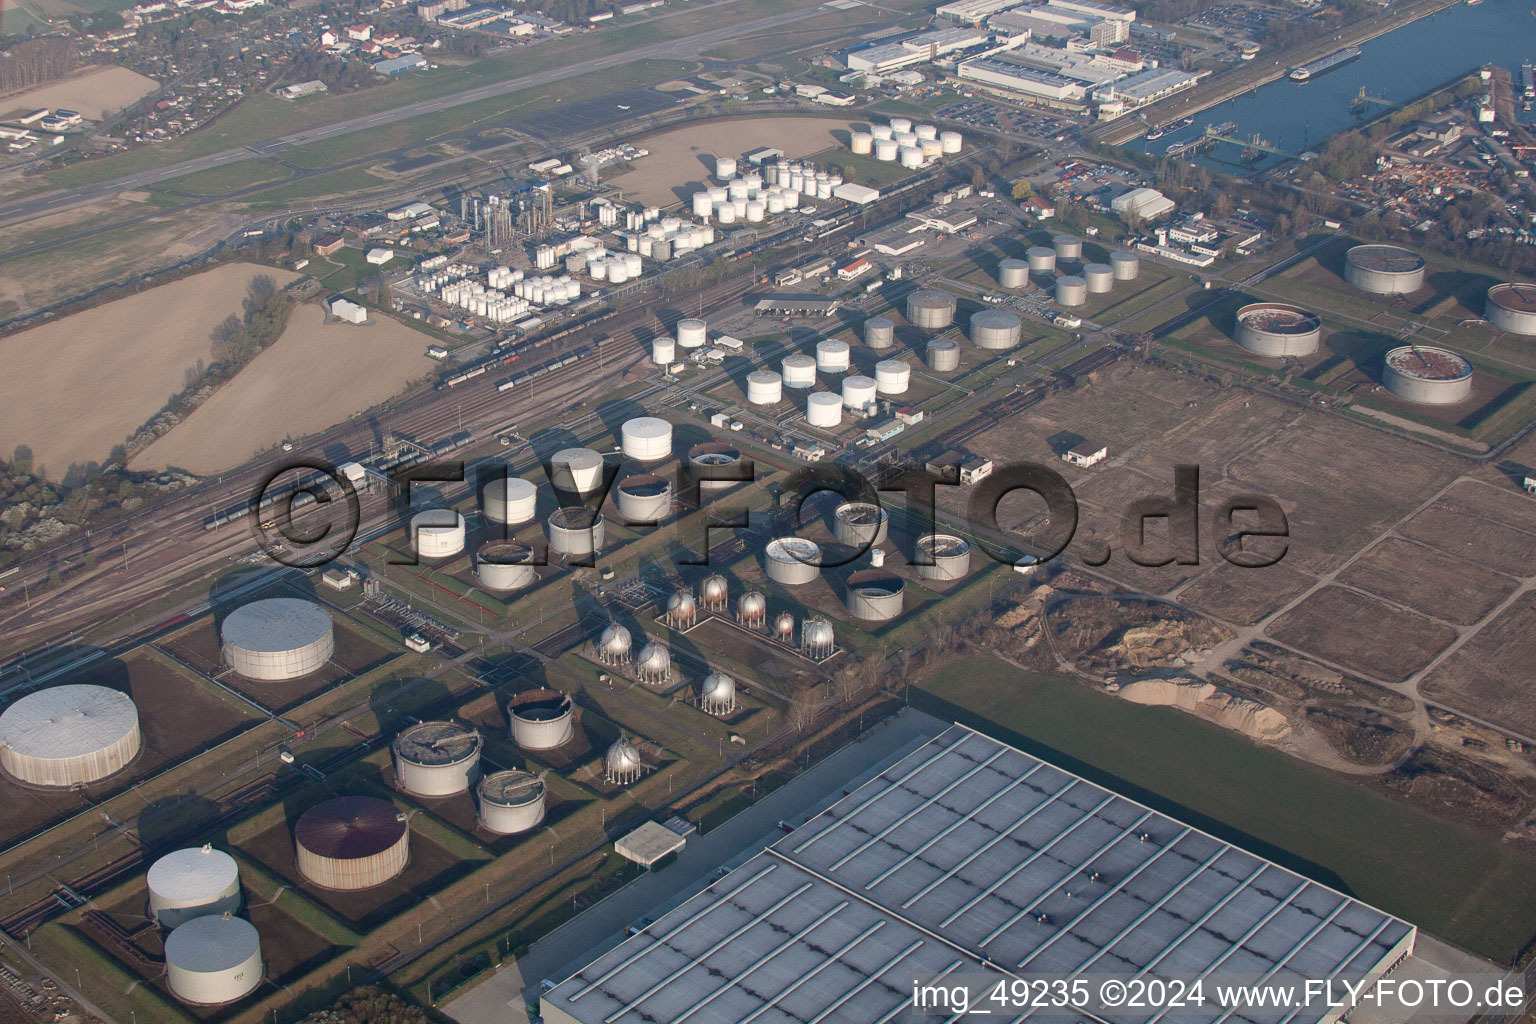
0 1 833 226
442 709 950 1024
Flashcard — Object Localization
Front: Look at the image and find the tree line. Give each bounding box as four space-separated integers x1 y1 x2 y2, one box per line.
0 37 76 93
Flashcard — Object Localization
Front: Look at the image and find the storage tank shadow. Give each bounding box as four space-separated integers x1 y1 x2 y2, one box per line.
136 794 225 854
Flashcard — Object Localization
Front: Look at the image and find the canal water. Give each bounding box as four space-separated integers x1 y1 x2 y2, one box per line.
1124 0 1536 172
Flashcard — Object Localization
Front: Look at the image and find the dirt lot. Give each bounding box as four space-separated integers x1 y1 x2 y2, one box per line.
1267 585 1457 683
1422 593 1536 737
0 65 160 120
0 263 298 476
1336 536 1518 625
608 115 861 206
1396 480 1536 574
135 303 437 475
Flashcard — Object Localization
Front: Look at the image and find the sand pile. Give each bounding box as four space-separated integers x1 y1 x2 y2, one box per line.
1117 677 1291 743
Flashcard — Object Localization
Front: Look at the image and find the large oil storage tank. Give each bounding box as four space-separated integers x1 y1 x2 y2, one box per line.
765 537 822 585
508 689 575 750
546 507 605 559
781 353 817 389
1383 345 1474 404
874 138 899 162
147 846 242 930
864 316 896 348
477 770 546 835
1110 251 1140 281
475 541 537 592
164 915 262 1005
482 476 537 525
1083 263 1114 293
999 259 1030 288
620 417 673 462
1345 244 1427 295
806 391 843 428
969 309 1022 350
850 131 873 155
687 441 743 495
652 336 676 365
1233 302 1322 357
221 598 334 682
1056 276 1087 307
1052 234 1083 260
1027 246 1057 273
939 130 963 154
914 533 972 581
393 720 482 798
549 447 605 499
1486 283 1536 335
927 338 960 371
833 501 889 547
907 289 957 329
874 359 911 395
815 339 850 373
295 795 409 891
411 509 466 560
842 374 878 413
746 370 783 405
845 570 904 622
614 473 673 525
0 684 140 788
676 318 708 349
714 156 736 180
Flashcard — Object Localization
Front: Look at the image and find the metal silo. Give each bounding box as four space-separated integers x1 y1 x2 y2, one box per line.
845 570 904 622
874 359 911 394
1056 276 1088 307
147 846 242 930
1052 234 1083 259
0 684 141 788
165 915 262 1005
863 316 896 348
1084 263 1114 293
766 538 822 586
914 533 971 581
294 796 410 891
220 598 334 683
1027 246 1057 273
907 289 956 329
833 501 889 547
1110 251 1140 281
927 338 960 371
999 259 1030 288
508 689 575 750
393 720 482 798
482 476 537 525
475 541 538 592
969 309 1022 350
546 507 604 559
477 770 546 835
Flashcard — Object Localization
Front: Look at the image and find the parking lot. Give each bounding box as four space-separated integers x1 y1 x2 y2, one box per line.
938 100 1074 141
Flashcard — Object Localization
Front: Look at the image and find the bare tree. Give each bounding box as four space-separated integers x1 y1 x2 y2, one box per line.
789 687 823 732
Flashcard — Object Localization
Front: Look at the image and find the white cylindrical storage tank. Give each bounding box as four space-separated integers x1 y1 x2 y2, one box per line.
970 309 1022 350
1084 263 1114 293
920 139 943 159
1486 283 1536 335
1383 345 1474 404
765 538 822 586
624 253 642 277
1056 276 1088 307
898 146 923 169
676 318 707 348
889 117 913 134
565 253 587 275
546 507 605 558
477 770 546 835
864 316 896 348
914 533 971 581
295 795 409 891
781 188 800 209
614 473 673 525
850 131 873 154
872 124 893 140
816 178 833 200
728 179 749 201
816 338 850 372
806 391 843 428
927 338 960 371
746 370 783 405
715 156 737 180
393 720 482 798
652 336 677 365
1027 246 1057 273
907 289 956 329
842 374 878 412
147 847 242 930
621 416 673 462
221 598 334 682
165 915 261 1005
716 204 736 225
483 475 537 525
766 192 786 214
590 259 609 281
999 259 1030 289
1053 234 1083 259
652 239 672 262
833 501 889 547
691 191 713 217
874 359 911 395
763 163 780 185
894 131 919 148
476 541 538 592
550 447 605 498
746 200 765 223
1346 244 1427 295
789 170 805 191
940 130 962 153
845 570 904 622
1110 251 1140 281
411 509 466 560
781 353 817 389
508 689 574 750
874 139 898 162
688 441 742 495
0 684 140 788
915 123 938 141
1233 302 1322 357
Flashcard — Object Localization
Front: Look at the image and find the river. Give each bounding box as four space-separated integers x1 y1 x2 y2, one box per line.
1124 0 1536 172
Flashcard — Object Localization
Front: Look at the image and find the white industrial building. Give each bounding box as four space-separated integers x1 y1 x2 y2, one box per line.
1095 66 1205 107
327 297 368 324
1111 186 1176 221
365 247 394 265
958 55 1090 102
937 0 1024 23
542 725 1416 1024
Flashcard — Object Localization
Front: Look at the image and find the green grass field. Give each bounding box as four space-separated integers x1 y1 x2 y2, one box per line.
158 157 295 196
917 654 1536 964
